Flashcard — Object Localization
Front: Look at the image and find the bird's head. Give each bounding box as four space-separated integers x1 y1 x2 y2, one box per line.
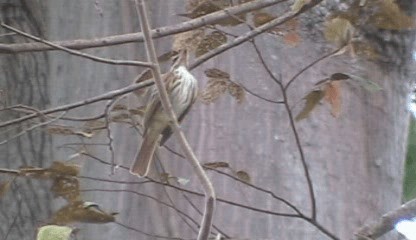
170 49 188 70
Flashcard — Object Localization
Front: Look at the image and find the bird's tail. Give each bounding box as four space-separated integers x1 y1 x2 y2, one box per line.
130 132 159 177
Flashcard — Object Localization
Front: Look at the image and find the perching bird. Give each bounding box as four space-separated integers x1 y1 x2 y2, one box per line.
130 49 198 177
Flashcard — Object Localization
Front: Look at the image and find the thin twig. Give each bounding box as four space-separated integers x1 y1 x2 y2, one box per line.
0 0 287 54
189 0 324 70
0 111 66 145
135 1 216 240
0 80 153 129
251 41 317 220
1 23 154 68
82 188 203 235
206 167 303 216
284 48 342 90
114 221 186 240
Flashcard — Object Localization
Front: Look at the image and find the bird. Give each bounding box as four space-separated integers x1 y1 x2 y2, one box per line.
130 49 198 177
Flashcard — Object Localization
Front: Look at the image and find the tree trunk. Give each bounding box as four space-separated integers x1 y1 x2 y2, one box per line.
0 1 413 239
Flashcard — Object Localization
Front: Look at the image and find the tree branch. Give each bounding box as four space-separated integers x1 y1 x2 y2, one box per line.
1 23 154 68
0 80 153 129
189 0 324 70
355 198 416 240
0 0 287 54
134 1 216 240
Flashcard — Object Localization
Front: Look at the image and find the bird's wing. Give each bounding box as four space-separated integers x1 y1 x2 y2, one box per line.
160 85 197 145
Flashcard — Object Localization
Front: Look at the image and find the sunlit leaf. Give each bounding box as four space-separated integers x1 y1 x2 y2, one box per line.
196 31 227 57
295 90 325 121
37 225 73 240
324 81 342 118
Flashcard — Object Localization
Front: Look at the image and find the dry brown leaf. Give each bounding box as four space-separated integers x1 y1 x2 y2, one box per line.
324 81 342 118
110 113 131 123
204 68 230 79
129 107 146 117
200 78 228 104
295 90 325 121
330 73 350 81
195 31 227 57
19 166 53 179
51 201 115 225
235 170 251 183
228 82 245 104
283 32 300 47
84 120 106 129
370 0 415 30
0 181 11 198
173 29 205 52
135 69 153 83
324 17 354 47
157 51 178 63
351 41 379 60
179 0 225 19
203 162 230 169
111 104 127 111
47 127 76 136
51 177 80 202
49 161 80 176
253 11 276 27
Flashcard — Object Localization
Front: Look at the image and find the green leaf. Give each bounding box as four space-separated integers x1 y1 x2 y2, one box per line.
37 225 73 240
348 74 382 92
295 90 325 121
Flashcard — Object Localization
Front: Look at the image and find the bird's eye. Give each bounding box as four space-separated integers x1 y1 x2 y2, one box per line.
171 55 179 64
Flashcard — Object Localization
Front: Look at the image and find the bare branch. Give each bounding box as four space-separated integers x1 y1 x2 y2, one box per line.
0 0 287 54
0 80 153 129
355 199 416 240
134 1 216 240
189 0 324 70
1 23 154 68
0 111 66 145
